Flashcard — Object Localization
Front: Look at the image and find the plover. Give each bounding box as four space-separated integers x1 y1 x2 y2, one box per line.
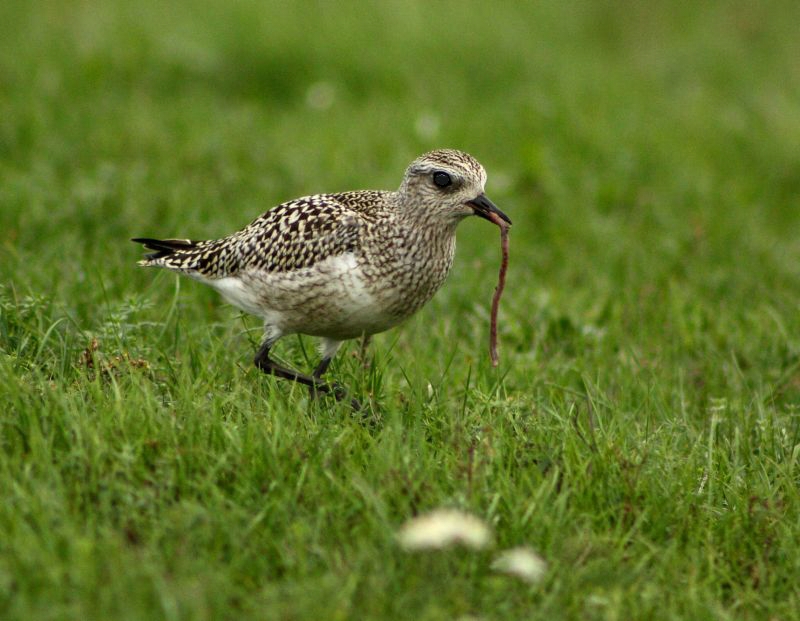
133 149 511 404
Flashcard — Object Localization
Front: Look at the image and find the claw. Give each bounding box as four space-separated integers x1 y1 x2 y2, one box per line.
307 381 361 411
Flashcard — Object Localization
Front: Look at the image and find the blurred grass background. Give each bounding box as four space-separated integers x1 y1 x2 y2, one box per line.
1 1 800 619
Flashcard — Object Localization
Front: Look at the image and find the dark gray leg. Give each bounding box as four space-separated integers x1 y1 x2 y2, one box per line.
357 334 373 367
254 338 358 408
308 352 362 410
312 355 333 379
255 339 331 392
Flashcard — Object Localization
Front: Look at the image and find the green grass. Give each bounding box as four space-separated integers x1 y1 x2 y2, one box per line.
2 0 800 618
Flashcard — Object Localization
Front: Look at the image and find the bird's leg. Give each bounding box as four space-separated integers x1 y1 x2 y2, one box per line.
312 356 333 379
254 338 332 395
356 334 372 369
308 353 349 403
254 337 359 408
310 339 361 410
311 338 343 382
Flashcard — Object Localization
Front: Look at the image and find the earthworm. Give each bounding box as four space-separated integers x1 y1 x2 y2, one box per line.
487 213 510 367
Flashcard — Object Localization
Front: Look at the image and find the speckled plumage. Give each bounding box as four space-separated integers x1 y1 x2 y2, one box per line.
134 149 511 404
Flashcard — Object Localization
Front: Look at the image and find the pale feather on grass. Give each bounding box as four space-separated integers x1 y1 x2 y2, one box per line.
397 509 492 551
491 546 548 584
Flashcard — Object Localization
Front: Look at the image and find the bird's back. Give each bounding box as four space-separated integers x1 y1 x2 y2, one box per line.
136 191 393 278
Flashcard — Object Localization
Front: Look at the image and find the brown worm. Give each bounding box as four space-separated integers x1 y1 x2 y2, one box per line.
487 213 510 367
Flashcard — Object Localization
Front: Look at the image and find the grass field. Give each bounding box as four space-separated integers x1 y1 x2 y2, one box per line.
2 1 800 619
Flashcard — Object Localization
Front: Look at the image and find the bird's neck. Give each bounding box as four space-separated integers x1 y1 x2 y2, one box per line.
391 193 461 237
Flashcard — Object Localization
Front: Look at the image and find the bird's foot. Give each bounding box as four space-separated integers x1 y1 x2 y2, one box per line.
308 381 362 411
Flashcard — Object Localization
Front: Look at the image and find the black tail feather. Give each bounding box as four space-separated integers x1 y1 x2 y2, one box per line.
131 237 199 260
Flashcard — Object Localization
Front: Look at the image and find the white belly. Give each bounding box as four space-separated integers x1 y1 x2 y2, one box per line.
208 252 401 340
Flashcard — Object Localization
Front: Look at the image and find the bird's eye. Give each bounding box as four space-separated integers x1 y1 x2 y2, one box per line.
432 171 452 188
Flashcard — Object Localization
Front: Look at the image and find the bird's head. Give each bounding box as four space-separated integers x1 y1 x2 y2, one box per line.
398 149 511 227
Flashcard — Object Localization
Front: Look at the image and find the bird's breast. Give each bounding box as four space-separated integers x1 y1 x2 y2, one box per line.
361 229 457 322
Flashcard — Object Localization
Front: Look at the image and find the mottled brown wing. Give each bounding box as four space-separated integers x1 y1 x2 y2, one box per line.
235 196 363 274
135 194 368 278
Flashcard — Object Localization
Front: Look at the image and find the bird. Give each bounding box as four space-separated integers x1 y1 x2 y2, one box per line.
133 149 511 406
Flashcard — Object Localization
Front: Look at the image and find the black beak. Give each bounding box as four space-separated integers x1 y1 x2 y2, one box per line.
466 193 512 225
